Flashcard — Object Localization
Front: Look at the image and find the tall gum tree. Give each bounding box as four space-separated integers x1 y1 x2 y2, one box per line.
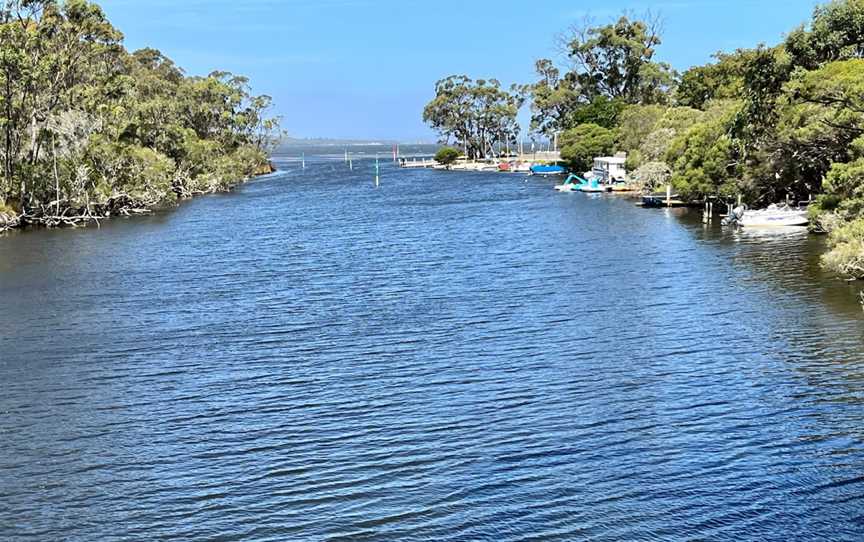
523 13 677 140
423 76 523 160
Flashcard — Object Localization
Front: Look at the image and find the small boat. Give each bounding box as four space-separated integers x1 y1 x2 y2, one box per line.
554 174 588 192
640 193 688 208
530 164 566 176
725 204 809 227
511 162 532 173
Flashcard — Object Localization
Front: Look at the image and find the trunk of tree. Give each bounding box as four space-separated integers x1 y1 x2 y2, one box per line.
19 113 37 210
3 76 11 204
52 133 59 216
29 113 38 163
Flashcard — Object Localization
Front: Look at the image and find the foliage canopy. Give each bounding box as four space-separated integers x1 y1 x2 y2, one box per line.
0 0 280 226
423 76 522 160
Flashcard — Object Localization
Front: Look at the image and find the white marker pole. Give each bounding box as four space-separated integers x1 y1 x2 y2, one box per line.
375 155 380 188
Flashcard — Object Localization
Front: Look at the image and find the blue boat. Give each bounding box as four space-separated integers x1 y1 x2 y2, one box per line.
530 164 566 176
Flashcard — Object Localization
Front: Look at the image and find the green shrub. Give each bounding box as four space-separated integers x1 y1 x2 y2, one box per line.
121 146 177 206
435 147 461 166
823 218 864 279
560 123 616 172
632 161 672 191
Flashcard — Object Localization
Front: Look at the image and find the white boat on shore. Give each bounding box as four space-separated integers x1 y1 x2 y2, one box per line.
726 204 809 227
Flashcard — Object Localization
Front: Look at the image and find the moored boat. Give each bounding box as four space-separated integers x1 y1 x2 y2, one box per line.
530 164 566 176
640 193 688 208
725 204 809 227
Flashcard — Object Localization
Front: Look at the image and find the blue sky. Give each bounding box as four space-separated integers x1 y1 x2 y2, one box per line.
99 0 821 141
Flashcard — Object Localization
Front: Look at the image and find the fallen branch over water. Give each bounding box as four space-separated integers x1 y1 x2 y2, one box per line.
0 211 20 232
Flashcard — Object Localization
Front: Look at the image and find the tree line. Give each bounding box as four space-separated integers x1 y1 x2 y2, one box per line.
0 0 280 229
423 76 523 160
423 0 864 280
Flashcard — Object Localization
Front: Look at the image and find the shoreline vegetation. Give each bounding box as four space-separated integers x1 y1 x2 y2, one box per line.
423 0 864 282
0 0 280 233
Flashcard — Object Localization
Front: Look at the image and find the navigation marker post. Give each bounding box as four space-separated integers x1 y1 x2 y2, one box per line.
375 155 380 188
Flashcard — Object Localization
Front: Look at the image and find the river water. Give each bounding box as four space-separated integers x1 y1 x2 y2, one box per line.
2 154 864 541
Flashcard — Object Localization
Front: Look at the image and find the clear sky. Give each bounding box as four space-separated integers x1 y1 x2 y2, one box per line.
99 0 821 142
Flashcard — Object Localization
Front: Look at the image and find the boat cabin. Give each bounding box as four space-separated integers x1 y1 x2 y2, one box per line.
593 154 627 183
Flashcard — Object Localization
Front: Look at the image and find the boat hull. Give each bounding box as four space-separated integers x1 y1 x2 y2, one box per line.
530 165 566 176
739 211 809 227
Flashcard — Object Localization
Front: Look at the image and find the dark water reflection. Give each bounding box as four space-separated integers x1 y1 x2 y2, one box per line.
2 156 864 541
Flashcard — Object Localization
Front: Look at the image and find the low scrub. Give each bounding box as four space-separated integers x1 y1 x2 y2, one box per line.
823 218 864 279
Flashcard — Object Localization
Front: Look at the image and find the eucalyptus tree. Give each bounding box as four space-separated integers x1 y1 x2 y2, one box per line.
522 59 582 137
523 14 676 139
564 14 676 105
675 50 757 110
423 75 523 160
0 0 122 207
785 0 864 69
0 0 280 226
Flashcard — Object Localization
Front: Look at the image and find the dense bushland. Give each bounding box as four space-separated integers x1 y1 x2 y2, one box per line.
0 0 280 229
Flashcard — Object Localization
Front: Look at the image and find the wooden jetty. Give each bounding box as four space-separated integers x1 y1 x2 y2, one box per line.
638 186 697 208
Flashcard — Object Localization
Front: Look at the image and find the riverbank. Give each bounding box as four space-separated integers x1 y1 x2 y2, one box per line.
0 206 20 232
0 160 276 234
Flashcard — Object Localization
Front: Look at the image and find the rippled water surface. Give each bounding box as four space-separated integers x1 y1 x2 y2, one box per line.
2 156 864 541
